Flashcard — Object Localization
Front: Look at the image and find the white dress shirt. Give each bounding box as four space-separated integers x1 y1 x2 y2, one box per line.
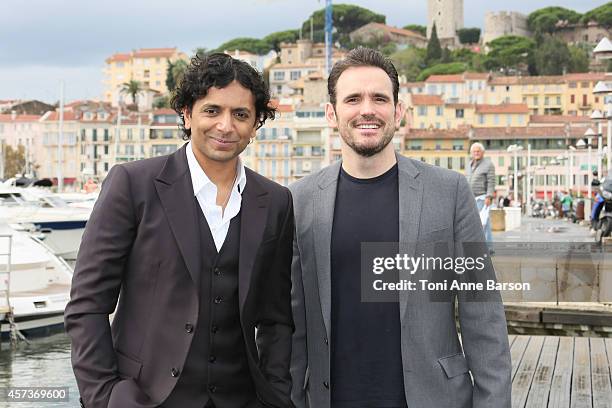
186 141 247 251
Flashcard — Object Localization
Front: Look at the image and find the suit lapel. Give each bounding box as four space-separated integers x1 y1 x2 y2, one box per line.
396 154 423 321
154 144 202 287
313 162 341 341
238 169 269 311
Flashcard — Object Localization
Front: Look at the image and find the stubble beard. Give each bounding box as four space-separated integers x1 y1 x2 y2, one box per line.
340 121 395 158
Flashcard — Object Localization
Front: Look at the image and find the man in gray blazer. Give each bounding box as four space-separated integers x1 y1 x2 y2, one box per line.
290 48 511 408
465 142 496 243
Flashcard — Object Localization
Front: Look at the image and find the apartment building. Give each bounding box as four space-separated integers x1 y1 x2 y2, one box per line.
103 48 188 106
0 112 44 177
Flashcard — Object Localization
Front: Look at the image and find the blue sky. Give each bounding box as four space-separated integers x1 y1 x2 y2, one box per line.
0 0 603 103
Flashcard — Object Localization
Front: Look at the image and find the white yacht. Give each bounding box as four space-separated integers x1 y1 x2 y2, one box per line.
0 187 90 260
0 224 73 340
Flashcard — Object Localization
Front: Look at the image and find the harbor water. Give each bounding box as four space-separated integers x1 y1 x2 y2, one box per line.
0 334 77 407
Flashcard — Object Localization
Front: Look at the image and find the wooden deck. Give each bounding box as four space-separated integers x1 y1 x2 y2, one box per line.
510 335 612 407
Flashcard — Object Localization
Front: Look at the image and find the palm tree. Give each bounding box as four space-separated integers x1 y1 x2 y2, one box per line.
120 80 142 105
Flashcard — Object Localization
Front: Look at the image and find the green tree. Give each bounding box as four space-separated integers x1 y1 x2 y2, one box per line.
534 36 571 75
166 59 188 92
568 45 590 72
194 48 210 58
402 24 426 36
457 28 481 44
300 4 385 47
212 37 271 54
153 95 170 109
450 48 486 71
416 62 468 81
120 80 143 105
581 3 612 27
390 47 426 81
263 30 300 52
527 7 582 34
441 47 452 63
484 35 535 74
426 23 442 64
3 145 25 178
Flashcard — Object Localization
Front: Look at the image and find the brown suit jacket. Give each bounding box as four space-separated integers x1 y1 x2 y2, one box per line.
65 144 295 408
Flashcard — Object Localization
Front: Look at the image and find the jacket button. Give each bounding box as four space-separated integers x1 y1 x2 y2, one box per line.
209 384 217 393
214 296 223 304
324 337 328 345
323 381 329 389
209 355 216 363
185 323 194 333
213 267 221 276
171 368 180 377
211 325 219 333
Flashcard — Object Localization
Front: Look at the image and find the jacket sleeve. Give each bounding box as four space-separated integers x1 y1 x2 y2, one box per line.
256 188 296 407
452 174 511 408
486 160 496 198
64 165 152 408
290 220 308 408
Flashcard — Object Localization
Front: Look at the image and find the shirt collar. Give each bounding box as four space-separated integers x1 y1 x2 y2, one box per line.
186 141 247 197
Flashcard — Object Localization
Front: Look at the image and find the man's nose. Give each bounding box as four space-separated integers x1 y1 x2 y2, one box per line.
359 99 376 116
216 111 233 133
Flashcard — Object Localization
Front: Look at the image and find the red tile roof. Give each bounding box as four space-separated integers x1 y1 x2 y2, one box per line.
411 94 444 106
464 72 489 80
425 74 464 83
365 23 426 39
476 103 529 114
0 114 42 122
471 125 592 139
564 73 607 81
153 108 176 115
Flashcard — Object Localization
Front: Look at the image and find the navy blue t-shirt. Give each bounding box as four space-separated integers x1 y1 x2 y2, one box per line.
330 164 407 408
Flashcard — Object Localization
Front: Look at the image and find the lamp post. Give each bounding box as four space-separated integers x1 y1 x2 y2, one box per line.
578 132 595 220
591 109 605 178
594 81 611 175
507 144 523 203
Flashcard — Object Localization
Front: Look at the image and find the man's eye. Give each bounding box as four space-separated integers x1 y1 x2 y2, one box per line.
204 109 217 115
346 98 358 103
235 112 249 120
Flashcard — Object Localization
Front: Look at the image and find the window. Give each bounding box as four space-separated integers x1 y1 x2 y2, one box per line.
455 109 464 118
408 140 422 150
570 94 575 103
434 158 440 166
494 115 499 125
581 82 589 88
556 96 561 105
583 95 588 106
104 145 109 155
417 106 427 116
506 115 512 125
273 71 285 81
435 123 441 129
435 106 443 116
435 139 442 149
478 115 484 125
104 129 109 141
533 96 539 105
92 129 97 142
544 96 549 106
290 71 301 80
569 82 577 88
452 141 463 150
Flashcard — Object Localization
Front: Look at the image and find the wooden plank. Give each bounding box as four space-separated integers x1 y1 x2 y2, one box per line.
525 336 559 408
570 337 592 408
512 336 545 408
542 310 612 327
509 334 516 348
511 335 531 382
549 337 574 408
590 338 612 408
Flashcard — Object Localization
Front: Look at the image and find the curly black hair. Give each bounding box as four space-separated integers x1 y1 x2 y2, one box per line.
170 53 276 140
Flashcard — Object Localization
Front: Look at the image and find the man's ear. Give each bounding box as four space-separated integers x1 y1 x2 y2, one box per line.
183 108 192 130
325 102 338 128
394 100 406 130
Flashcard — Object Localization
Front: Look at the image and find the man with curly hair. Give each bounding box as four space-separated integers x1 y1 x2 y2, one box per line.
66 53 295 408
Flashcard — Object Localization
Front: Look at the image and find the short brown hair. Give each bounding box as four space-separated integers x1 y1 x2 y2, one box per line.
327 47 399 106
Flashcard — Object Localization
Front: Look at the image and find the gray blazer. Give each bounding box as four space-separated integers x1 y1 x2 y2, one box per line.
465 157 496 197
289 154 511 408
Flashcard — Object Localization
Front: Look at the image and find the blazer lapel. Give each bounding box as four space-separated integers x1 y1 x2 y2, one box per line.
313 161 341 341
238 169 269 311
396 154 423 321
154 144 202 287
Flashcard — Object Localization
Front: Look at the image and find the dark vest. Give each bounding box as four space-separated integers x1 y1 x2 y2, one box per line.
162 206 256 408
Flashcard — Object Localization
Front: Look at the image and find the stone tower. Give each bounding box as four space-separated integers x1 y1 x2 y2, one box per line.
427 0 464 43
